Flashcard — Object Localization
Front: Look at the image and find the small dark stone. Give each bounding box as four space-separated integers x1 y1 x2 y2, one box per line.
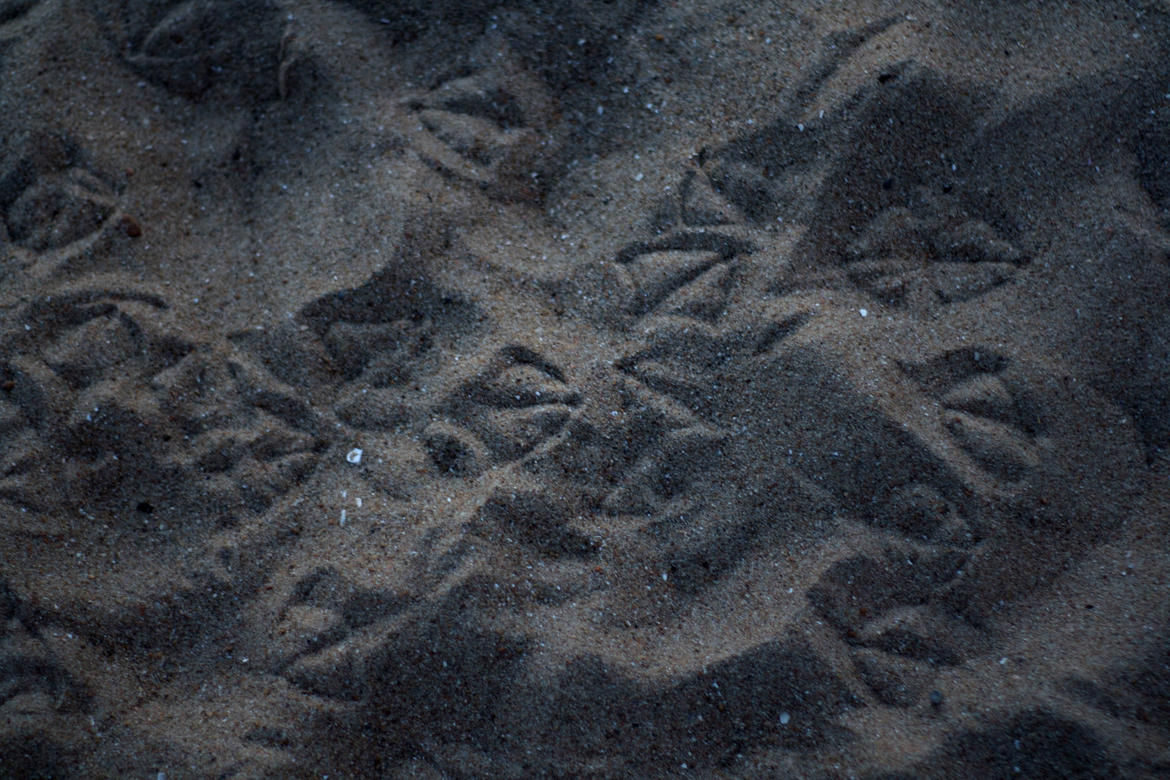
930 689 944 707
120 214 143 238
1 380 14 392
136 501 154 514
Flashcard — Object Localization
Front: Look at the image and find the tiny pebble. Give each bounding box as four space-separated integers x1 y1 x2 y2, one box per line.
779 712 791 725
120 214 143 238
346 448 363 464
929 690 943 706
859 308 868 317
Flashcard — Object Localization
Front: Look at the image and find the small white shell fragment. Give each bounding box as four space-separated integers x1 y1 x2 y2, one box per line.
859 308 868 317
340 509 347 526
346 448 363 464
780 712 791 725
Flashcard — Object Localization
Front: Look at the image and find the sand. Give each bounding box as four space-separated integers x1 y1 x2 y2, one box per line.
2 0 1169 777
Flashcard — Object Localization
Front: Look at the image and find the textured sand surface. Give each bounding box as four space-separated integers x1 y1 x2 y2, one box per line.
2 1 1170 776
